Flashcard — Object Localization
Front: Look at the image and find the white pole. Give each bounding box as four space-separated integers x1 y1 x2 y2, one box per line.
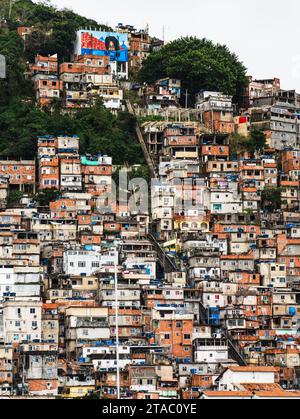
114 251 120 399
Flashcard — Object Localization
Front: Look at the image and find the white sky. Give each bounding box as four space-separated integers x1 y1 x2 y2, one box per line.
42 0 300 91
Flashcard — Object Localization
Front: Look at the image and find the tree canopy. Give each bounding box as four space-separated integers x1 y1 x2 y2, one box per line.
0 96 143 164
138 37 248 106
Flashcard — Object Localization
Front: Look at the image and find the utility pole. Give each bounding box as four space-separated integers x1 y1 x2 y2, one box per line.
22 352 25 396
114 250 120 399
184 89 189 109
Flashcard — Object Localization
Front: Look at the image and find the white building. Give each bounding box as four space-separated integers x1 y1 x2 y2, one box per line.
3 299 42 344
63 247 110 276
193 338 229 363
65 307 110 357
196 91 233 111
217 366 277 391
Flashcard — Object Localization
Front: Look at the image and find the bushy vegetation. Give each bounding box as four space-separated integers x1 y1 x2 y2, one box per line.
0 96 143 164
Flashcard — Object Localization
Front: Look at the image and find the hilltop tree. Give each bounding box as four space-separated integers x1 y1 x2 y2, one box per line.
138 37 248 106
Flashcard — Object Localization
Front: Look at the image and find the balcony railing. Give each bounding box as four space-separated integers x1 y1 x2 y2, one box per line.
76 320 109 328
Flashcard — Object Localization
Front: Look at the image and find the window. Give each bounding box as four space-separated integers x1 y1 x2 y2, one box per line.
92 262 100 268
78 262 86 268
213 204 222 211
280 278 286 283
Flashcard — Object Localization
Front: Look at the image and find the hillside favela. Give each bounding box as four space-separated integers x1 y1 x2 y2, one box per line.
0 0 300 402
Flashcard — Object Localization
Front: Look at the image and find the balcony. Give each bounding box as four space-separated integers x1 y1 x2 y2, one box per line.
76 320 109 328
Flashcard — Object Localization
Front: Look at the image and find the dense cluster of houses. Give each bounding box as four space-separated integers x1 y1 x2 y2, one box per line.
28 53 125 111
22 23 164 112
0 23 298 400
0 79 300 399
137 77 300 399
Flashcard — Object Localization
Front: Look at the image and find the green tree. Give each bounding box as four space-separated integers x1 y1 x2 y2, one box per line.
35 188 60 206
248 129 267 153
138 37 248 106
129 165 150 183
0 99 47 158
261 187 282 211
7 190 24 207
229 133 249 159
75 101 144 165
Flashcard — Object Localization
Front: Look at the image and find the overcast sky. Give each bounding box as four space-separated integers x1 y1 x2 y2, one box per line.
46 0 300 91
